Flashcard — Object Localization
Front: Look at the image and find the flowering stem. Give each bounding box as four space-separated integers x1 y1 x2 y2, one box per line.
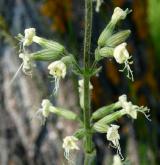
83 0 95 164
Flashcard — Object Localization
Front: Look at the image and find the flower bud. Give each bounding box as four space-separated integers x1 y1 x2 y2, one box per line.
105 30 131 47
94 110 125 125
33 36 65 53
49 107 78 121
98 21 116 47
31 49 64 61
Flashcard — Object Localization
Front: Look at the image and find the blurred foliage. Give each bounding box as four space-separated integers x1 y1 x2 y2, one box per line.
148 0 160 62
40 0 73 33
0 15 15 45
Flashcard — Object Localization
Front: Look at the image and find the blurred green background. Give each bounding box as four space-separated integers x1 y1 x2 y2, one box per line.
0 0 160 165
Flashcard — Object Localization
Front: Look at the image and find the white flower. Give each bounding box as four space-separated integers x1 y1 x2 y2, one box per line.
112 155 122 165
23 28 36 46
111 7 128 23
41 99 52 117
35 99 53 125
114 43 129 64
19 53 33 76
113 43 134 81
93 0 103 12
121 101 151 121
106 124 123 159
62 136 79 160
122 101 137 119
48 60 66 93
107 124 120 143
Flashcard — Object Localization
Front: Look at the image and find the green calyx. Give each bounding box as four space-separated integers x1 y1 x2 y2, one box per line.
94 110 125 126
49 107 78 121
98 21 116 47
105 30 131 47
91 102 121 121
30 48 64 61
33 36 65 53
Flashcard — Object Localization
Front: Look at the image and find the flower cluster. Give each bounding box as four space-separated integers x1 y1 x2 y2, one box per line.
93 94 151 159
96 7 133 81
14 28 76 93
14 6 152 164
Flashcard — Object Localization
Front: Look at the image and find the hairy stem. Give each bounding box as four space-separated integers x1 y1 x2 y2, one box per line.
83 0 95 164
83 0 92 67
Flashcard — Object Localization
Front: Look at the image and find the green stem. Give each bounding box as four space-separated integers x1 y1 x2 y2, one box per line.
83 0 95 164
83 0 92 67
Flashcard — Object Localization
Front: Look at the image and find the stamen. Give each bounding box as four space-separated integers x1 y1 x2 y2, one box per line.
119 59 134 81
9 63 23 86
136 106 151 121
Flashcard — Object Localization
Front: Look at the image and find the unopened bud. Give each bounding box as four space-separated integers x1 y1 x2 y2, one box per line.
105 30 131 47
31 49 64 61
33 36 65 53
98 21 116 47
91 103 120 121
94 110 125 125
49 107 78 121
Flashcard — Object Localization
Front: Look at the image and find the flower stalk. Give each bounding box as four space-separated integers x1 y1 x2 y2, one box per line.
83 0 95 163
